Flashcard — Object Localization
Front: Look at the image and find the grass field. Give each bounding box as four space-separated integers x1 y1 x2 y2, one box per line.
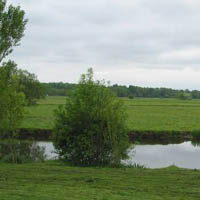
20 96 200 131
5 99 200 200
0 161 200 200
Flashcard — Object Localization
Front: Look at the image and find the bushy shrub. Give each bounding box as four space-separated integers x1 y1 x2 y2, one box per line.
53 68 129 166
128 94 134 99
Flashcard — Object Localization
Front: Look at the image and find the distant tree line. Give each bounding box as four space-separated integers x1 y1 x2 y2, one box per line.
42 82 200 99
42 82 76 96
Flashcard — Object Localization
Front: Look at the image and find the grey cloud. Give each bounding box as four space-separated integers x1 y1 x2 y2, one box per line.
5 0 200 88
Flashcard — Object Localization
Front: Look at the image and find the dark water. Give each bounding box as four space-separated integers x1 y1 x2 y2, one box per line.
1 141 200 168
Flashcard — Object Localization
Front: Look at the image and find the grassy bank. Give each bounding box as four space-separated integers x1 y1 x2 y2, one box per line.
20 96 200 132
0 161 200 200
0 162 200 200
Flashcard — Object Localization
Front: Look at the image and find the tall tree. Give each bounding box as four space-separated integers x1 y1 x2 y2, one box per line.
0 0 27 63
0 61 25 136
17 69 46 105
0 1 27 136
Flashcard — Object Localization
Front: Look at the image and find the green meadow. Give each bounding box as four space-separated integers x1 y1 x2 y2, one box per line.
20 96 200 132
3 97 200 200
0 161 200 200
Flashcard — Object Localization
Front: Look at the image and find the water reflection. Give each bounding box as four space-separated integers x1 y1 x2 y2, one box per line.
37 141 58 160
39 141 200 169
191 140 200 147
37 141 200 169
125 141 200 169
0 140 47 163
1 140 200 169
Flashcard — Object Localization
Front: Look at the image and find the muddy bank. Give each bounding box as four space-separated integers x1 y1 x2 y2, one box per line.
0 128 52 141
18 128 52 140
128 131 193 144
0 129 198 144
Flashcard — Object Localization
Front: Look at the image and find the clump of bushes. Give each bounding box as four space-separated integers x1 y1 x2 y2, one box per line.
128 94 134 99
53 68 130 166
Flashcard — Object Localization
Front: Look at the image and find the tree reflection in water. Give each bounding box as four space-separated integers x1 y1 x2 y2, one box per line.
191 140 200 147
0 140 46 163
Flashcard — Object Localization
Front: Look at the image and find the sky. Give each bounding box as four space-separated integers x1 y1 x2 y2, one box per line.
6 0 200 90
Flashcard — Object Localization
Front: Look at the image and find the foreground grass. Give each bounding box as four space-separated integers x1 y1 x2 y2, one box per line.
20 96 200 131
0 161 200 200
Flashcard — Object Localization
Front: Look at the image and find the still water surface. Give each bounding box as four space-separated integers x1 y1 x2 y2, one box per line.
126 142 200 169
37 141 200 169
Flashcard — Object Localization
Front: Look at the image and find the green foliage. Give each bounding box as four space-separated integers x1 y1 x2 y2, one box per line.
42 82 76 96
125 162 146 169
0 61 26 136
0 0 28 63
112 84 129 97
191 90 200 99
42 81 200 99
128 94 134 99
17 69 46 105
176 92 190 100
53 69 129 166
0 0 27 137
0 1 41 106
0 61 44 136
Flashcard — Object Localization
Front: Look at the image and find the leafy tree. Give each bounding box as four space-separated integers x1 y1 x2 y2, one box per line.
43 82 200 99
42 82 76 96
191 90 200 99
0 0 27 63
128 94 134 99
0 1 27 136
111 84 129 97
0 61 25 136
177 92 186 100
176 92 192 100
53 68 129 166
17 69 45 105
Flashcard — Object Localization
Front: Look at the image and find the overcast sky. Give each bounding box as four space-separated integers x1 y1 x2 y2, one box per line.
6 0 200 90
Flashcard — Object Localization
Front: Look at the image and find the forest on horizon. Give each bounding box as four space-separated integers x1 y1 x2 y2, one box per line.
42 82 200 99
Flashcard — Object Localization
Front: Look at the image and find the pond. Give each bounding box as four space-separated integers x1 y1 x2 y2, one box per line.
36 141 200 169
1 140 200 169
124 141 200 169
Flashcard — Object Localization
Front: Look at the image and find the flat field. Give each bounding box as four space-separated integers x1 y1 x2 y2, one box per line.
0 161 200 200
20 96 200 131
